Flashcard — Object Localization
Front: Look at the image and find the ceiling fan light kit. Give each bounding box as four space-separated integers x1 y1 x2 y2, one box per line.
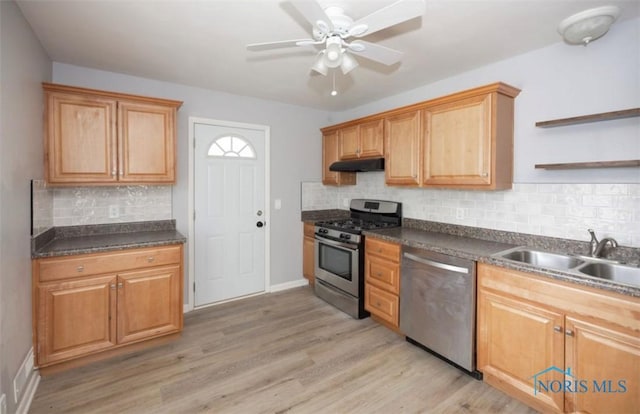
247 0 426 94
558 5 620 45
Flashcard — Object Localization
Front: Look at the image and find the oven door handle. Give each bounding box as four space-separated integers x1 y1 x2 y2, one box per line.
315 236 358 251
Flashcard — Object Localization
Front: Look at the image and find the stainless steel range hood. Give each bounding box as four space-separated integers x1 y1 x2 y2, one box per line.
329 158 384 172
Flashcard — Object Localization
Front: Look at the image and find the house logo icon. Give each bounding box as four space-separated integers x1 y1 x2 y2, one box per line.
529 366 575 395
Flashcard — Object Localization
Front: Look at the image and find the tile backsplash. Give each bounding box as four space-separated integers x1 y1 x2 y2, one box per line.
302 173 640 247
43 185 173 226
32 180 54 236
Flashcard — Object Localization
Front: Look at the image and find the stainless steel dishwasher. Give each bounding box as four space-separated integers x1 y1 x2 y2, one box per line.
400 246 480 378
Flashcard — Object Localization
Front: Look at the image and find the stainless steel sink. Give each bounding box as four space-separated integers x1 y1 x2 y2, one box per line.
493 246 640 289
495 247 585 270
577 262 640 287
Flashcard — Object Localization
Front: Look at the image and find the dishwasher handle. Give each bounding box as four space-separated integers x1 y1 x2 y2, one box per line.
403 252 470 274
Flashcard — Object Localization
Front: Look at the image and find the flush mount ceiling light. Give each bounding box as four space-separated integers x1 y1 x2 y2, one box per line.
558 5 620 45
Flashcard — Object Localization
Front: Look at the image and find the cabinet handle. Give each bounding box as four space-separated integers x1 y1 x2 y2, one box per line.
76 265 84 273
111 168 116 177
147 256 155 263
553 325 563 333
117 282 123 289
376 272 382 277
481 172 489 177
110 284 116 290
565 329 574 337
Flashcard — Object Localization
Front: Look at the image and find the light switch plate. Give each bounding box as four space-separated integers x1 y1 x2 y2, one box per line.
274 199 281 210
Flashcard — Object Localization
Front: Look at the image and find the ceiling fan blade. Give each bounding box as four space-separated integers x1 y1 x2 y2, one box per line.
351 0 425 38
247 39 315 51
348 41 404 66
289 0 334 34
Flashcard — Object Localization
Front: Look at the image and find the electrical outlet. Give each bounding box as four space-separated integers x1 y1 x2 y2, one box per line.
456 208 464 219
108 205 119 218
274 199 281 210
343 198 349 207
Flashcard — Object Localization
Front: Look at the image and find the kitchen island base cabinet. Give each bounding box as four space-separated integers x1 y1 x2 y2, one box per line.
477 263 640 414
33 245 184 372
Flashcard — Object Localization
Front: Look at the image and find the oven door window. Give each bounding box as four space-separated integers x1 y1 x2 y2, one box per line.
318 243 353 282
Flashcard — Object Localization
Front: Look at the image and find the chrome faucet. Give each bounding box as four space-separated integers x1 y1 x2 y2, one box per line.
588 229 618 258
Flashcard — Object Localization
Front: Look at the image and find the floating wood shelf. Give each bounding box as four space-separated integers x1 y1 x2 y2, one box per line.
535 108 640 128
535 160 640 170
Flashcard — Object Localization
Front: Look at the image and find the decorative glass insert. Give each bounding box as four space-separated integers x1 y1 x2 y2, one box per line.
207 135 256 158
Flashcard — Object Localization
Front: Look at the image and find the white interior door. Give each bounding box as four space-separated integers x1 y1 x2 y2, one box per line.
194 122 266 307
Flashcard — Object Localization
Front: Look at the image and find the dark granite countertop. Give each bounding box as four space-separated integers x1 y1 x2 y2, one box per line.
364 222 640 299
32 220 186 259
301 209 350 223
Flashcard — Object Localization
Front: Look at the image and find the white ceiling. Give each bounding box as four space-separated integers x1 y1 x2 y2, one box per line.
16 0 640 111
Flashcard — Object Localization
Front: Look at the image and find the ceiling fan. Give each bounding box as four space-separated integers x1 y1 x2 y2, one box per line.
247 0 426 76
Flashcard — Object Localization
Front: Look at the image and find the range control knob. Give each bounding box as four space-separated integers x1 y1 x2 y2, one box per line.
339 233 351 240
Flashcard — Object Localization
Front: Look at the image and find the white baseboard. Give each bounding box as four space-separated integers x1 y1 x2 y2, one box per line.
269 279 309 292
15 348 39 414
184 279 310 311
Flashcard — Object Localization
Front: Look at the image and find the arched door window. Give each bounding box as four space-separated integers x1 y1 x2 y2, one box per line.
207 135 256 158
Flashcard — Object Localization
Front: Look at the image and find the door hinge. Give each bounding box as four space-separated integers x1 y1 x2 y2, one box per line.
193 210 196 221
193 282 196 293
193 138 196 149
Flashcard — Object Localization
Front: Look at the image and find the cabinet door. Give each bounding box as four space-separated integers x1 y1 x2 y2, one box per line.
45 92 118 183
477 290 565 413
118 100 176 183
338 125 360 160
384 110 421 186
423 94 492 186
303 236 315 283
322 132 356 186
117 265 182 344
565 317 640 414
358 119 384 159
37 275 117 365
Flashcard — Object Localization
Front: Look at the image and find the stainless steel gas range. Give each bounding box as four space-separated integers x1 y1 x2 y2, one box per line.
313 199 402 319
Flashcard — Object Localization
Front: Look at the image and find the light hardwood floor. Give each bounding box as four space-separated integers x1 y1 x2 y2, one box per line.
30 286 537 413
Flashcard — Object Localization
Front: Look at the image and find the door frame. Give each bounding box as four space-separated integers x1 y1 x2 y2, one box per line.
187 117 271 311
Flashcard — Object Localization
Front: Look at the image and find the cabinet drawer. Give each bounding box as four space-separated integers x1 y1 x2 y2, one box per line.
365 238 400 263
365 284 399 327
38 245 182 282
365 255 400 294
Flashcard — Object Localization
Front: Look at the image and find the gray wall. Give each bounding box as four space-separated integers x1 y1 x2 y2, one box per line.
330 17 640 184
0 1 51 412
52 63 329 289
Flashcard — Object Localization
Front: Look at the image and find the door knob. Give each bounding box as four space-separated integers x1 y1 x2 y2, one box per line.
256 221 264 228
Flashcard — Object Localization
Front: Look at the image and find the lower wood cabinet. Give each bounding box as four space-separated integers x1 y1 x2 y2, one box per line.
477 263 640 414
302 222 315 284
33 244 183 369
364 238 401 330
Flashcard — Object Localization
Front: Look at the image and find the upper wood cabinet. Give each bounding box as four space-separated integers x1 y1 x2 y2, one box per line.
322 131 356 186
384 110 422 186
338 119 384 160
43 83 182 185
422 84 519 189
320 82 520 190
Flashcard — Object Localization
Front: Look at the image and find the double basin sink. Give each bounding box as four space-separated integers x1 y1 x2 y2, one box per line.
493 246 640 288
